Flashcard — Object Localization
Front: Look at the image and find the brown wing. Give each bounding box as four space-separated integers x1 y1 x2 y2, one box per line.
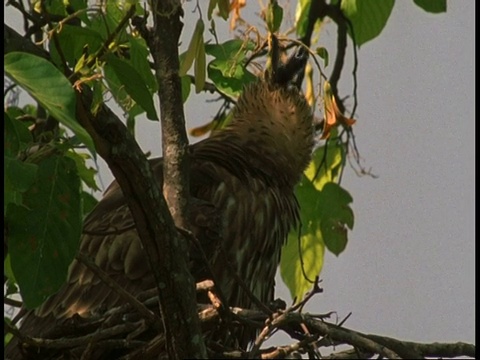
8 157 222 342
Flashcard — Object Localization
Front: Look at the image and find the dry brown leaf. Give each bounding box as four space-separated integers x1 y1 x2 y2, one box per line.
321 80 356 139
230 0 246 30
189 120 216 137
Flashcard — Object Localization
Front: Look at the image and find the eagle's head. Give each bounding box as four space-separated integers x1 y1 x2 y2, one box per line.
218 44 314 187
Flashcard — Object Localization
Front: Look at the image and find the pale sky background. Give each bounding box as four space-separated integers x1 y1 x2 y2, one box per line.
5 0 475 352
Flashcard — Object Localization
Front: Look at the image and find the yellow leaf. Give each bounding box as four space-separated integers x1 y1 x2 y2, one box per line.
179 19 204 76
194 35 206 93
304 63 315 107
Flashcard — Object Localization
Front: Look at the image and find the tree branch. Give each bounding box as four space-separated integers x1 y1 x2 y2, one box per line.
136 1 207 358
364 333 476 359
149 1 191 229
6 289 475 360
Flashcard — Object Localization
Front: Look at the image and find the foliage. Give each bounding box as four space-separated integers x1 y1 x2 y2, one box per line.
7 155 82 308
4 0 458 358
5 52 94 151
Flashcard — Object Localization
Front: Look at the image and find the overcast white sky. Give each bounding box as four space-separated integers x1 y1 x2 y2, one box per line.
5 0 475 351
278 0 476 347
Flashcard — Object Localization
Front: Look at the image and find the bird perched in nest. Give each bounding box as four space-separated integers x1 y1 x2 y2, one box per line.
5 40 314 359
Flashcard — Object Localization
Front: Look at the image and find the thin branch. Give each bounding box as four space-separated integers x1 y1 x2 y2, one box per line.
330 20 347 110
141 1 207 358
296 0 329 86
4 297 23 308
289 277 323 313
6 298 475 359
365 334 476 359
298 315 401 359
342 15 359 118
262 334 319 359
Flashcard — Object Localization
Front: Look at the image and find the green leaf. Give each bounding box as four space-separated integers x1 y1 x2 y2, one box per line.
129 37 158 92
295 0 311 38
305 142 345 191
341 0 395 46
208 0 218 20
91 79 105 115
281 177 325 302
104 63 132 112
126 105 144 126
21 104 38 118
103 64 144 122
49 25 103 69
4 155 38 209
413 0 447 13
205 40 256 97
180 19 205 77
89 3 128 45
317 182 354 255
267 1 284 33
207 67 256 98
4 113 21 156
281 179 354 301
106 53 158 120
65 151 99 191
33 0 66 16
316 47 329 68
3 155 37 192
205 39 253 62
106 0 128 23
4 254 18 292
217 0 230 20
81 191 99 217
69 0 90 25
7 155 82 309
4 52 95 153
4 111 32 155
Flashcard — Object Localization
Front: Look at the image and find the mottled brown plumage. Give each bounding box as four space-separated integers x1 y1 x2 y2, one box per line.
6 61 314 359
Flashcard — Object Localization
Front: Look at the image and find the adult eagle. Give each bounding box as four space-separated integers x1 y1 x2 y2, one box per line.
6 46 314 359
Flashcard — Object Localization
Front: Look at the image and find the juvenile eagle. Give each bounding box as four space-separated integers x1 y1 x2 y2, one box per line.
6 46 314 359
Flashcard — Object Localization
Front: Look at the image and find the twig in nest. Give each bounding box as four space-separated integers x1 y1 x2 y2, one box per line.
261 334 320 359
117 334 166 360
5 319 140 350
196 279 215 292
207 289 222 310
249 321 275 359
